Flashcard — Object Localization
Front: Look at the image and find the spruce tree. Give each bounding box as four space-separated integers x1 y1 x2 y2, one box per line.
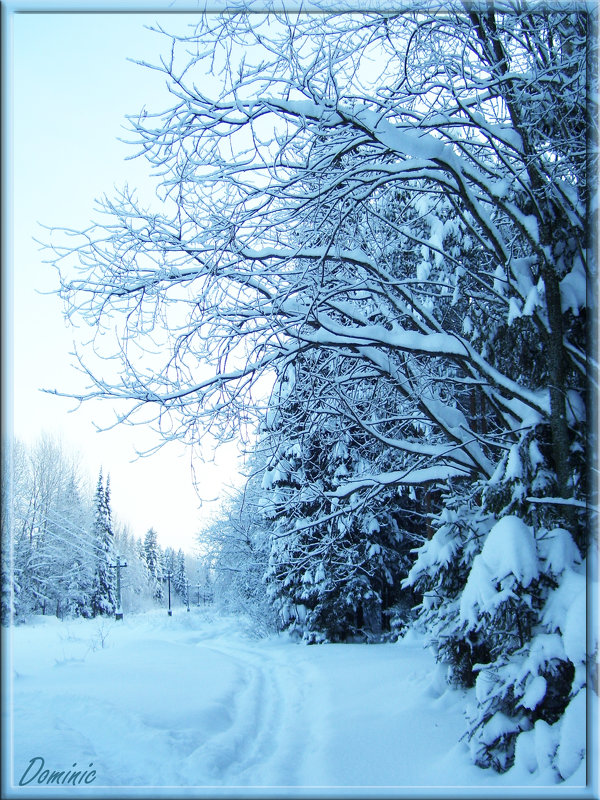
174 549 187 599
90 470 116 616
143 528 164 602
163 546 175 581
261 355 419 643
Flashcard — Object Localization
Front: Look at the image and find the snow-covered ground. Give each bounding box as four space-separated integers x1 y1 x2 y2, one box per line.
2 609 592 797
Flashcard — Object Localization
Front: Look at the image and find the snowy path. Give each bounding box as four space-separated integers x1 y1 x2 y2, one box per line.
4 610 586 796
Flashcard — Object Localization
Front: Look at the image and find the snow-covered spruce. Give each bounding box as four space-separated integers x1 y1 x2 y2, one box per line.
259 354 420 644
90 471 116 617
407 502 589 777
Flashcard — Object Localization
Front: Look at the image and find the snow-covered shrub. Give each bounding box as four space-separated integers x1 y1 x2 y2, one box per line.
407 481 588 777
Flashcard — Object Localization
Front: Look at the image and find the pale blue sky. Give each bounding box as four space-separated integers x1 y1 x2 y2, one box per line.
10 10 243 552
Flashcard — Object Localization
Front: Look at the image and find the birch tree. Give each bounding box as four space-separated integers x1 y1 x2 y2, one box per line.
11 436 95 619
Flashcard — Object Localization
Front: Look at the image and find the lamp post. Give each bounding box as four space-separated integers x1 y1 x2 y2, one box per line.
110 555 127 620
166 572 172 616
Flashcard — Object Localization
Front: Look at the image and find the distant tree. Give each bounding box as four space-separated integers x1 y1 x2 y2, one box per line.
173 549 187 600
90 470 116 616
10 435 95 620
112 524 154 612
136 536 146 572
2 442 14 623
163 546 175 581
12 436 67 616
204 476 276 632
143 527 164 602
53 472 94 619
143 527 159 577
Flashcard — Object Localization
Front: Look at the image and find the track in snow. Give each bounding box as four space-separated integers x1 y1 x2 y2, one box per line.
8 608 579 796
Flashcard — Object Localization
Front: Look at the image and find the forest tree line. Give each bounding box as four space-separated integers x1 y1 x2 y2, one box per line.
3 435 205 622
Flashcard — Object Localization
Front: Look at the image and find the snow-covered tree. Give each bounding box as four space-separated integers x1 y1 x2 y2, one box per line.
143 527 160 578
259 353 420 642
45 6 595 776
52 472 94 619
203 477 275 631
90 470 116 616
1 443 11 624
163 546 175 591
112 524 155 612
143 527 164 602
12 436 68 616
10 435 96 620
173 549 187 599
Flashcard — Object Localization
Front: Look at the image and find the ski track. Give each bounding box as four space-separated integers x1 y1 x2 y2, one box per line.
9 613 323 790
185 638 312 785
9 616 437 791
10 611 582 794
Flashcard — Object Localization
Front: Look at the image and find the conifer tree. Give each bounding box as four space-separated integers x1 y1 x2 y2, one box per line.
143 527 164 602
163 546 175 581
90 470 116 616
260 354 420 642
174 549 187 599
